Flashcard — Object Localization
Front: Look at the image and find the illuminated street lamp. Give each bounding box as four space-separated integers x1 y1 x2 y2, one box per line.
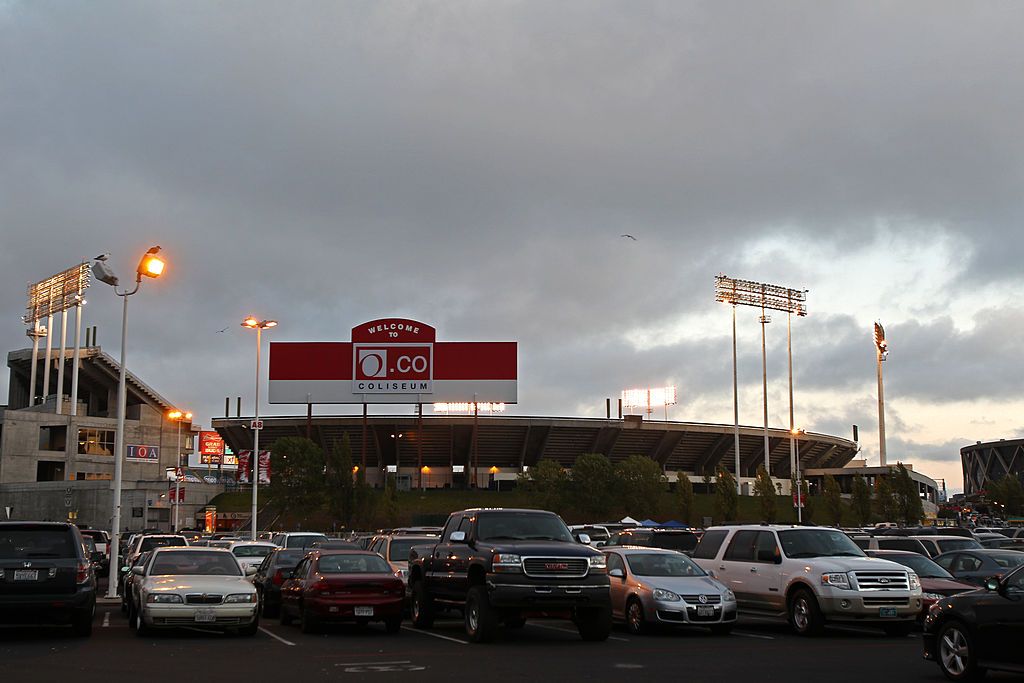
874 322 888 467
168 410 192 531
92 246 166 598
241 317 277 541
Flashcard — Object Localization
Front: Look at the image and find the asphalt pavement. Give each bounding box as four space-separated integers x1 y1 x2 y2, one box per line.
1 601 999 683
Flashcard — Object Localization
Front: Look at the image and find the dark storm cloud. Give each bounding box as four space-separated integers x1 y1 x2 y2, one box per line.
2 1 1024 429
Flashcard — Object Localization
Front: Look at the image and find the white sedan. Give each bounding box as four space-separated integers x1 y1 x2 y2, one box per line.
131 547 259 636
229 541 279 571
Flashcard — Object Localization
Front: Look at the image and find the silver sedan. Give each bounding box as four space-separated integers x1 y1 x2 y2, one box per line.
604 547 737 635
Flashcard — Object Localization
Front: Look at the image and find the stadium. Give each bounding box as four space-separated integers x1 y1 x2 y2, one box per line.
961 438 1024 495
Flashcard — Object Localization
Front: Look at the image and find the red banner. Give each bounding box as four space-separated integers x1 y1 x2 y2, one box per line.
237 450 270 484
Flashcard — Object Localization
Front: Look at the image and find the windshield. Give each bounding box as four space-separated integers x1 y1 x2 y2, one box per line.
937 539 981 552
0 529 74 559
388 539 429 561
318 554 392 574
779 529 865 558
883 554 953 579
626 553 706 577
476 512 574 542
140 537 188 552
150 551 243 576
273 550 307 567
286 535 329 548
232 545 274 558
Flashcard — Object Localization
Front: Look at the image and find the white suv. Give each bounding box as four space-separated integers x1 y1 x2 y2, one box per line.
691 525 922 636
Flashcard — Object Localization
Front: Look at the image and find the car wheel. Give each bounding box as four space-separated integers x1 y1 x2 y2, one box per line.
133 608 150 637
300 605 318 634
788 589 824 636
279 603 294 626
575 605 613 642
410 581 435 629
710 624 733 636
625 598 648 635
465 585 498 643
883 622 912 637
937 621 983 681
384 616 402 634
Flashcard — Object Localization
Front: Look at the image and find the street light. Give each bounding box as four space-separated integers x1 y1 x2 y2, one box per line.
241 316 277 541
168 410 192 531
792 428 806 523
92 246 166 598
874 322 888 467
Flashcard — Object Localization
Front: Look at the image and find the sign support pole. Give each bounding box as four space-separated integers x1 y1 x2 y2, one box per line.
43 313 53 407
29 321 41 406
56 308 68 414
417 402 424 490
70 298 83 416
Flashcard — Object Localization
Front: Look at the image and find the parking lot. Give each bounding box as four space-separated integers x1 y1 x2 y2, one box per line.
0 602 976 682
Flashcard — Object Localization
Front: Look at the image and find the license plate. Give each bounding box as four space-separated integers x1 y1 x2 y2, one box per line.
13 570 38 581
354 606 374 617
878 607 898 618
194 610 216 623
696 605 715 617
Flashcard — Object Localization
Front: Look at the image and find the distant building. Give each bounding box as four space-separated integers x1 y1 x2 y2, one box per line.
0 346 223 530
961 439 1024 495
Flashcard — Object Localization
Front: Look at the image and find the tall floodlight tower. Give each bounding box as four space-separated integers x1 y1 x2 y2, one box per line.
874 322 888 467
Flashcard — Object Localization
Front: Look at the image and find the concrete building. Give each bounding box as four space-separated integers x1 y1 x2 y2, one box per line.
0 346 223 530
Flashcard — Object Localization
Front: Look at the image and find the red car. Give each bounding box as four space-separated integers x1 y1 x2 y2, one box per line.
865 550 975 619
279 550 404 633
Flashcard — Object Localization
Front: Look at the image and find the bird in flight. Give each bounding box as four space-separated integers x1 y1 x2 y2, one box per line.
216 327 229 333
620 234 637 241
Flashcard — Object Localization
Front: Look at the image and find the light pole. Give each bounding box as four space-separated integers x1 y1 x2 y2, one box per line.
241 316 277 541
792 428 806 523
168 410 192 531
874 322 888 467
92 246 166 598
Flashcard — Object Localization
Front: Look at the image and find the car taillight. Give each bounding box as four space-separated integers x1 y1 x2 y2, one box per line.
272 569 285 586
310 580 330 594
76 561 90 584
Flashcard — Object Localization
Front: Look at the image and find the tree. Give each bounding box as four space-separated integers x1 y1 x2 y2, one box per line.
382 473 400 526
615 455 666 519
893 464 924 525
353 465 375 529
822 474 843 527
851 475 872 526
753 465 776 522
324 433 356 528
523 460 569 512
570 454 616 518
675 473 695 526
715 468 738 522
874 475 898 523
265 437 326 518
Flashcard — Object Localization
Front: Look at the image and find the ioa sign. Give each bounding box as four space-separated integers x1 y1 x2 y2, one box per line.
269 318 517 404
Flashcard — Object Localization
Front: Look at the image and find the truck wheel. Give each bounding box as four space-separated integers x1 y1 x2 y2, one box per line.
576 606 613 642
410 581 435 629
465 586 498 643
788 588 824 636
883 622 912 637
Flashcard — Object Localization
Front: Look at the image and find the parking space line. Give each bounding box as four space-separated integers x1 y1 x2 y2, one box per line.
334 660 411 667
732 630 774 640
526 622 630 642
400 626 468 645
259 626 296 646
102 612 110 628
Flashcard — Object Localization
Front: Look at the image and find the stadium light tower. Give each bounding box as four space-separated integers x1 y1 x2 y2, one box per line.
92 246 166 598
715 275 807 485
874 322 888 467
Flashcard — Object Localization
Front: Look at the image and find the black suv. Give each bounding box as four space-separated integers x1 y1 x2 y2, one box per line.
0 522 97 636
923 564 1024 680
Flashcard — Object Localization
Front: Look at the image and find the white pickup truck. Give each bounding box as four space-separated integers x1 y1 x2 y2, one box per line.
691 525 922 636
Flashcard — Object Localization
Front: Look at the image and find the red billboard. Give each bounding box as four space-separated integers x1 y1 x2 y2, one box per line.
268 318 517 404
199 431 225 464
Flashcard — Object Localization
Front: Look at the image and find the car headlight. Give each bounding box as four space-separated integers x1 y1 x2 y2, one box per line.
909 573 921 591
588 555 607 572
492 553 522 573
821 572 851 589
146 593 183 604
723 588 736 603
652 588 681 602
922 592 944 601
225 593 257 603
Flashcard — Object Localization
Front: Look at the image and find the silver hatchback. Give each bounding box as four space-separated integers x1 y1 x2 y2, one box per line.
604 547 737 635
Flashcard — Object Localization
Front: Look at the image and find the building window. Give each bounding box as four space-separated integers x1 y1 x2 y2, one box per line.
78 428 116 456
36 461 65 482
39 425 67 451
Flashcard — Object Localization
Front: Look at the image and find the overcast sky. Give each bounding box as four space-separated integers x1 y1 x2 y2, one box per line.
3 2 1023 493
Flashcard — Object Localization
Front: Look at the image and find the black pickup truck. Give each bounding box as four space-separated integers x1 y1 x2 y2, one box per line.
407 508 611 642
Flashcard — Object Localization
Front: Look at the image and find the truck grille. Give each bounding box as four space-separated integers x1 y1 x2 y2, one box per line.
863 597 909 607
185 594 223 604
852 571 909 591
522 557 589 578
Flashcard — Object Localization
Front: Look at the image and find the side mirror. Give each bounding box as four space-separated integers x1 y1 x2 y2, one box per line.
121 566 130 573
450 531 467 543
131 566 145 576
984 576 1001 592
609 568 625 579
578 533 592 545
246 566 258 576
